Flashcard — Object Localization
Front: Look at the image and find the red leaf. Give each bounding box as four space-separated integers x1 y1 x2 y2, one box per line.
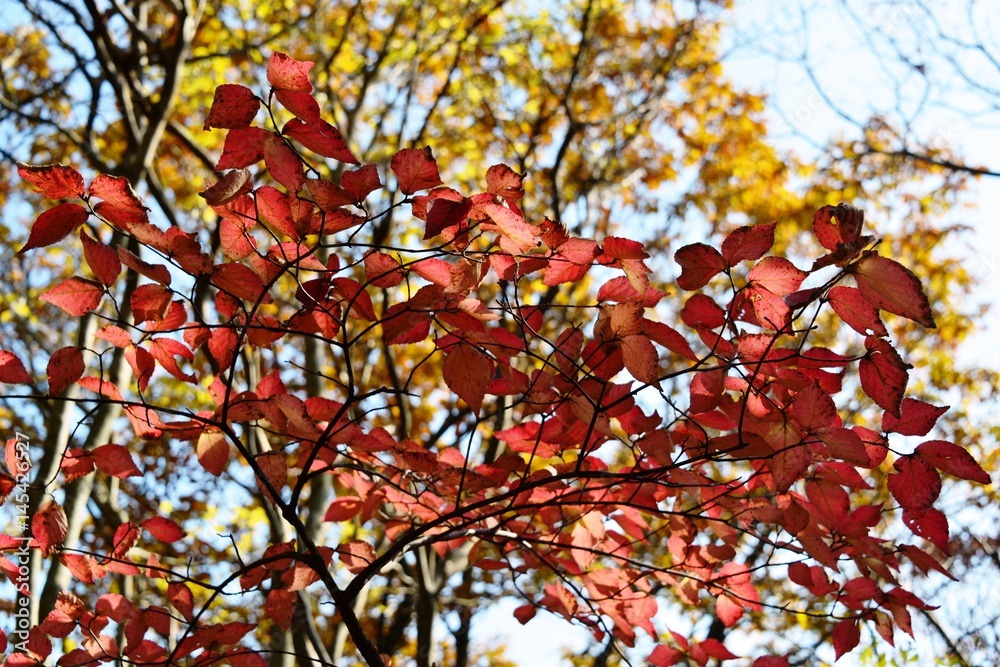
324 497 363 522
695 638 738 661
89 174 149 225
33 500 68 556
747 257 807 296
689 367 725 414
80 230 121 287
282 119 358 164
338 540 376 574
92 444 141 478
814 203 864 251
200 168 253 206
255 185 299 239
265 589 296 631
682 293 727 329
275 89 321 122
512 604 536 625
903 508 949 553
643 320 696 361
715 595 744 628
391 147 443 194
212 263 267 302
364 251 404 288
882 399 948 437
915 440 991 484
17 163 85 200
131 284 172 323
832 619 860 660
167 582 194 621
216 128 269 170
425 196 472 239
267 52 313 93
0 350 32 384
480 201 537 252
486 164 525 200
124 344 155 391
770 445 812 493
828 286 887 337
721 222 775 266
61 553 107 584
887 455 941 515
78 375 124 401
674 243 726 290
341 163 383 202
18 202 89 253
205 84 259 130
196 431 229 476
255 451 286 503
264 133 305 192
648 645 683 667
117 247 172 285
46 347 84 395
143 516 185 543
854 254 935 328
859 337 910 417
621 334 660 385
443 343 494 414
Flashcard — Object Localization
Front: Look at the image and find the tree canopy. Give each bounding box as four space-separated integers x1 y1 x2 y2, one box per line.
0 1 997 666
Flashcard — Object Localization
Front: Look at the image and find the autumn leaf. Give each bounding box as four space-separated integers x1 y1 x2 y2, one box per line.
204 84 260 130
887 455 942 516
33 500 68 556
832 619 860 660
46 347 84 396
721 222 776 266
674 243 726 290
915 440 991 484
267 52 314 93
338 540 377 574
859 337 911 417
200 168 253 206
143 516 185 543
853 254 935 328
391 147 443 194
17 163 85 200
18 202 89 253
196 431 229 476
443 342 494 414
80 230 122 286
92 444 142 478
282 119 358 165
40 277 104 316
0 350 33 384
882 398 948 436
324 497 363 522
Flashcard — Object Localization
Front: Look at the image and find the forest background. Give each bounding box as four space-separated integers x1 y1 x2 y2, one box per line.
0 0 998 666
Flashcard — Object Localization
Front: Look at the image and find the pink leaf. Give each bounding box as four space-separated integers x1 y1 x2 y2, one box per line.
747 256 806 296
338 540 376 574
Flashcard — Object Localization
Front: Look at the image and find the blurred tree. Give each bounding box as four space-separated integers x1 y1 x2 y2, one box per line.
0 1 996 665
